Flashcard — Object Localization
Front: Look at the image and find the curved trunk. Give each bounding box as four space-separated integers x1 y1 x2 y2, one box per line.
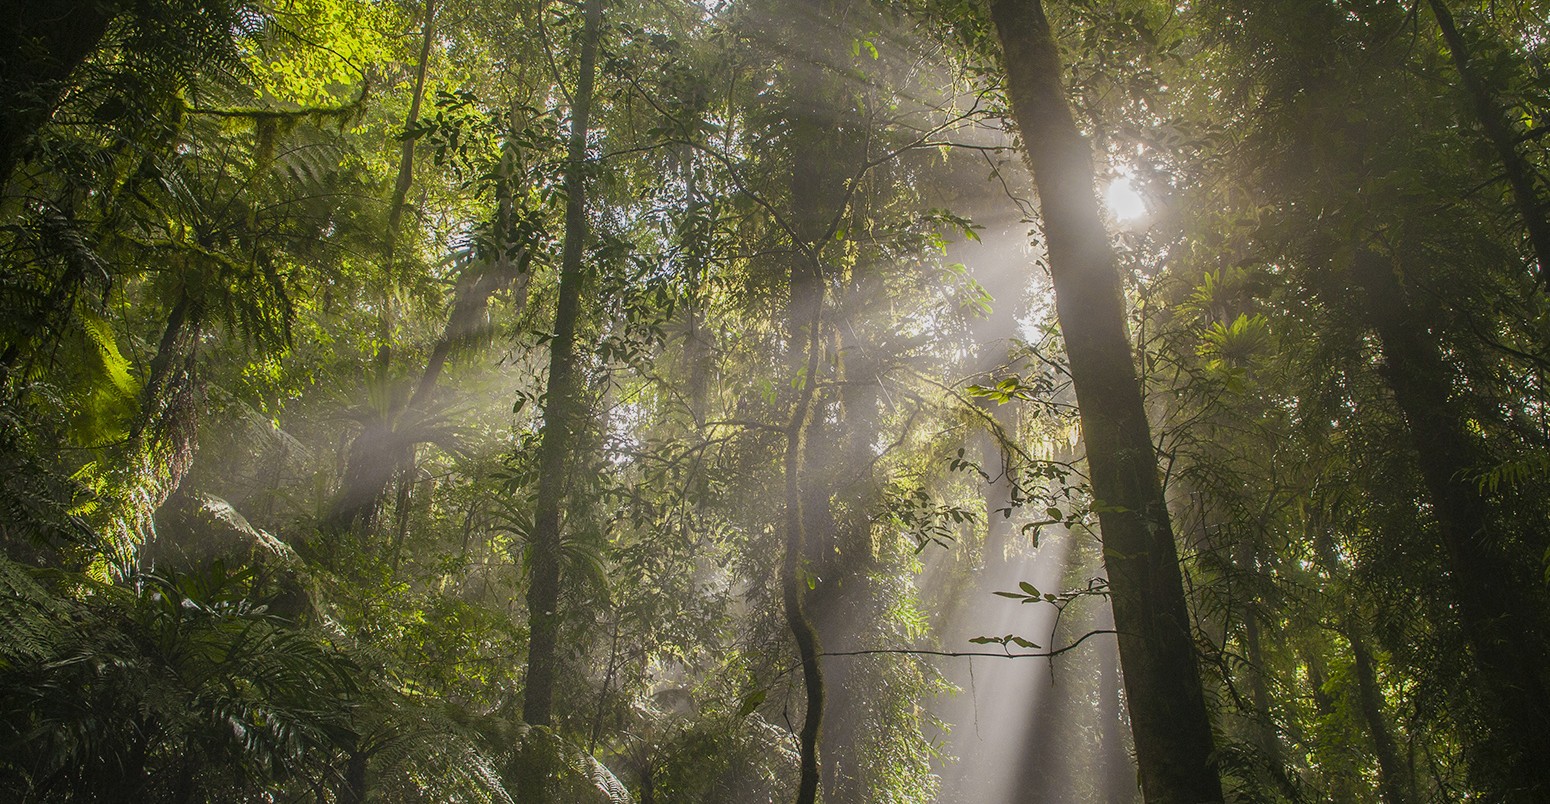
987 1 1224 800
783 108 831 804
1310 517 1415 804
814 286 884 802
329 12 533 534
782 312 825 804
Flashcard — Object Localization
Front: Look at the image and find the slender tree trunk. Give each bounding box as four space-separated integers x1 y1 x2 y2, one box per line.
326 3 437 534
330 15 537 534
409 250 533 410
783 101 831 804
385 0 437 263
518 0 601 800
1309 520 1414 804
770 1 867 798
987 1 1223 800
1351 248 1550 800
1426 0 1550 285
1304 648 1332 717
331 245 530 535
1235 540 1287 781
815 274 885 803
1347 625 1413 804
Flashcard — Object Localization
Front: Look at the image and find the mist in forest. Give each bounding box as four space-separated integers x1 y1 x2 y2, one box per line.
5 0 1550 802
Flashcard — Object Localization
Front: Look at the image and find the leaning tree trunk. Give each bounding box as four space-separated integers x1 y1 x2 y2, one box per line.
0 0 119 190
384 0 437 264
1350 248 1550 800
517 0 601 800
1426 0 1550 285
326 2 436 535
782 267 826 804
1347 624 1413 804
987 1 1224 801
328 10 539 534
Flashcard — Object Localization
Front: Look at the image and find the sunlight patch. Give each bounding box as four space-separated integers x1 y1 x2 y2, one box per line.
1104 175 1148 224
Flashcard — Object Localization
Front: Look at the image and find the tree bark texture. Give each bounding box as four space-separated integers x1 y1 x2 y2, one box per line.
1351 248 1550 800
518 0 601 800
987 1 1225 800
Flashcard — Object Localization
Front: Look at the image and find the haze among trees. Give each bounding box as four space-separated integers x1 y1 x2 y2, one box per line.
3 0 1549 801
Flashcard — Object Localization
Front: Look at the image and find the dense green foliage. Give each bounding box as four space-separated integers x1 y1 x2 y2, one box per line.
2 0 1548 801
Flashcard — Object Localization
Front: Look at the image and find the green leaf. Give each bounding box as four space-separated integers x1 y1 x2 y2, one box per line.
79 313 137 396
736 690 766 718
1089 499 1131 515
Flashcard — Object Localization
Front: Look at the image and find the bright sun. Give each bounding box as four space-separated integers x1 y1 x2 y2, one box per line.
1105 175 1148 223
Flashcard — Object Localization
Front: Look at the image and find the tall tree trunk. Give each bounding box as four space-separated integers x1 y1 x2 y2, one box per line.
781 78 834 804
326 3 436 535
1350 248 1550 800
987 1 1224 801
782 112 831 804
814 267 885 803
1234 539 1290 789
1426 0 1550 285
517 0 601 800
